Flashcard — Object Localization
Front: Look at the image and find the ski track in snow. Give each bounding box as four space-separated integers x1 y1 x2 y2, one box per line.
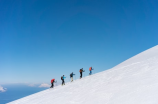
7 45 158 104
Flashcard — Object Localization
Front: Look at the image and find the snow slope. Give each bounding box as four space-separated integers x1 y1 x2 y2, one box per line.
8 45 158 104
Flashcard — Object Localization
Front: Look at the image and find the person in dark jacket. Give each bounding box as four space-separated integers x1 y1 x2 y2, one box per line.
70 72 75 82
79 68 85 79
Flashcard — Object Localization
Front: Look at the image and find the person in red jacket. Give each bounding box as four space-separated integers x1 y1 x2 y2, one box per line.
50 79 56 88
89 67 94 75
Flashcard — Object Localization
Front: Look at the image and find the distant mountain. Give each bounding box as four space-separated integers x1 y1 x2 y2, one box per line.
8 45 158 104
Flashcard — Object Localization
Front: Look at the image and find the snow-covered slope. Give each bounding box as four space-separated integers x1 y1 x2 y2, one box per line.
8 45 158 104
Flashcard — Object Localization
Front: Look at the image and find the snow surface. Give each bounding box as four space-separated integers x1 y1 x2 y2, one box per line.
8 45 158 104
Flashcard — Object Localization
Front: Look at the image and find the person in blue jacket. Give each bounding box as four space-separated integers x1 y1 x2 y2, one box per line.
61 75 66 85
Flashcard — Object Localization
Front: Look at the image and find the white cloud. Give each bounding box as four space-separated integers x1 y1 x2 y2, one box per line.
39 83 50 88
0 85 7 92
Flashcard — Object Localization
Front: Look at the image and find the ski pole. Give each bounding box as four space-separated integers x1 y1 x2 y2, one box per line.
93 68 94 74
75 75 76 80
56 81 57 86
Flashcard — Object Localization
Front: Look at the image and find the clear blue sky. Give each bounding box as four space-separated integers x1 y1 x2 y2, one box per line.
0 0 158 84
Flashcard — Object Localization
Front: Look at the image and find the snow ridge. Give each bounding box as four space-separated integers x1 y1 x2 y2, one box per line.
8 45 158 104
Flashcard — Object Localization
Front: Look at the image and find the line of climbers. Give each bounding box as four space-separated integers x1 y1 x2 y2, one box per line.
50 67 94 88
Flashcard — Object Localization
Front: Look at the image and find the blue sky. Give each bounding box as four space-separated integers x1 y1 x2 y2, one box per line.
0 0 158 85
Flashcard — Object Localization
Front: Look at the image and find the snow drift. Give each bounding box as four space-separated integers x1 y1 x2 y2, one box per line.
8 45 158 104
